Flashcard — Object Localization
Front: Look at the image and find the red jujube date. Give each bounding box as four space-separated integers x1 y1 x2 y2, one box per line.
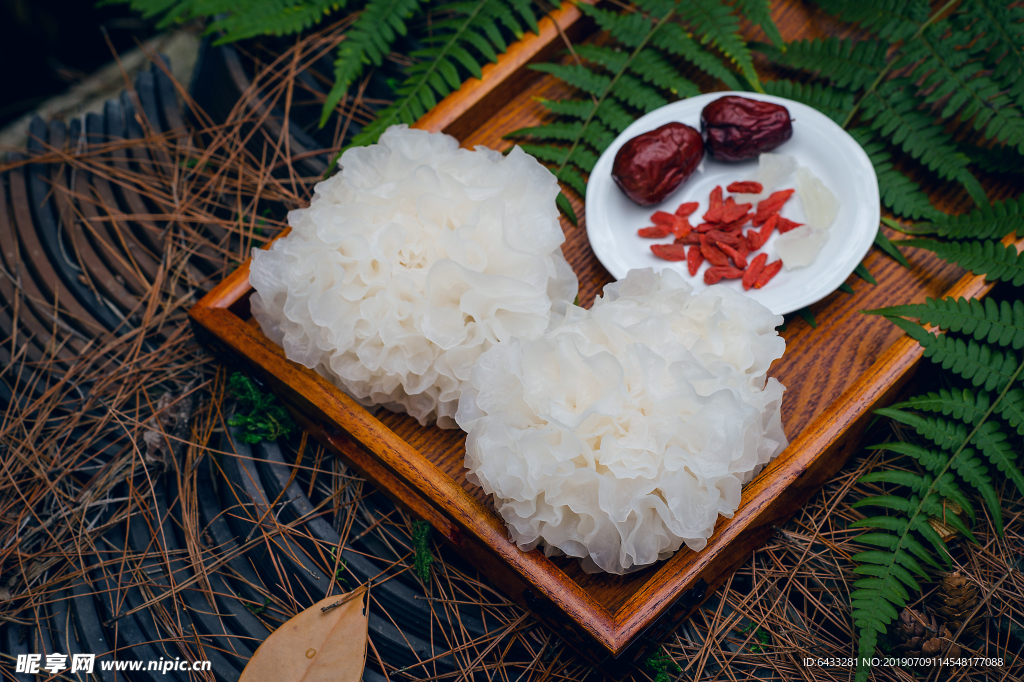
700 96 792 162
612 122 704 206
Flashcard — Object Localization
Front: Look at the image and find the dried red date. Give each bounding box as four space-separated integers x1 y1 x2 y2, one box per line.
612 122 705 205
700 96 793 162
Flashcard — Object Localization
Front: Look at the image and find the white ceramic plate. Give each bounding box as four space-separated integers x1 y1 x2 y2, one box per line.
584 92 879 316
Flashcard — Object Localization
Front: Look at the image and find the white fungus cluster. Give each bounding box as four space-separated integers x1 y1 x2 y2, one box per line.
456 268 788 574
248 125 578 427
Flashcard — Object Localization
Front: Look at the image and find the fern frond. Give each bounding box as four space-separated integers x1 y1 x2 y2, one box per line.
211 0 342 42
903 21 1024 154
860 82 987 207
762 80 853 125
321 0 425 126
630 49 700 98
678 0 760 89
847 127 942 221
895 388 990 426
901 240 1024 287
733 0 784 48
349 0 545 147
811 0 928 42
508 4 695 213
959 0 1024 104
652 23 743 90
874 409 1014 531
765 37 885 90
911 196 1024 241
883 316 1020 392
579 3 652 48
531 62 612 97
870 297 1024 350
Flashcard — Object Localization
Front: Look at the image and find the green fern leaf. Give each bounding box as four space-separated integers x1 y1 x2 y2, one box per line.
611 74 668 113
348 0 545 148
652 23 743 90
508 122 583 142
997 388 1024 436
870 297 1024 350
630 49 700 98
679 0 760 89
875 409 1009 532
733 0 784 48
213 0 343 42
811 0 928 42
912 196 1024 241
895 388 991 425
574 44 629 73
764 37 885 90
535 98 594 120
861 83 987 207
847 128 942 221
762 79 853 125
882 316 1020 391
901 240 1024 287
579 3 652 48
856 532 942 569
530 63 612 97
321 0 424 126
906 22 1024 154
959 0 1024 104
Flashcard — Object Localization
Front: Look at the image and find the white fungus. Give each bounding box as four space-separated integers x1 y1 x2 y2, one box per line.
778 167 839 270
775 224 829 269
456 268 788 574
796 166 839 230
248 125 578 427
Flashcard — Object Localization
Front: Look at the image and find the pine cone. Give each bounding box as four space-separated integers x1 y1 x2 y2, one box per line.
893 608 962 659
933 573 982 638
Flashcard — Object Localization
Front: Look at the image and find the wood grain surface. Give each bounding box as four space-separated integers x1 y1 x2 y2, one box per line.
190 0 1023 659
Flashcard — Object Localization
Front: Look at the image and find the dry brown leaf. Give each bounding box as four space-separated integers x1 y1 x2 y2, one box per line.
239 587 368 682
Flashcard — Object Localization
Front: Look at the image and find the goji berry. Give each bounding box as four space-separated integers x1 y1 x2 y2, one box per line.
758 213 779 241
718 242 748 268
676 232 701 245
687 244 704 276
720 200 752 224
704 266 745 284
746 230 764 251
699 236 730 266
638 225 672 238
651 243 689 261
651 211 677 225
727 181 763 194
695 222 718 233
703 186 724 222
675 201 700 217
742 253 768 290
671 216 692 240
776 216 803 234
752 189 794 225
706 229 742 248
753 259 783 288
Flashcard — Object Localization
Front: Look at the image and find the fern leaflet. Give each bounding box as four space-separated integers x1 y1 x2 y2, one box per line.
320 0 425 126
901 240 1024 287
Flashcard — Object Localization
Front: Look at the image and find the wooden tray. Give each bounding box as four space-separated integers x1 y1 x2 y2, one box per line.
189 1 1018 662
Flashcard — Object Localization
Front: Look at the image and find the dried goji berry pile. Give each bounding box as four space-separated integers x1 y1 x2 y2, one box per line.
640 181 800 290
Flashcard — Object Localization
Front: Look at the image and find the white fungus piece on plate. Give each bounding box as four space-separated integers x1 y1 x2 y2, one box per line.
776 225 829 269
731 153 796 203
248 125 579 428
456 268 788 574
796 166 839 229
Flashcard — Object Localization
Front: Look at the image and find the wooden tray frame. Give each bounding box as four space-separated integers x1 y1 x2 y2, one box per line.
189 1 1018 661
